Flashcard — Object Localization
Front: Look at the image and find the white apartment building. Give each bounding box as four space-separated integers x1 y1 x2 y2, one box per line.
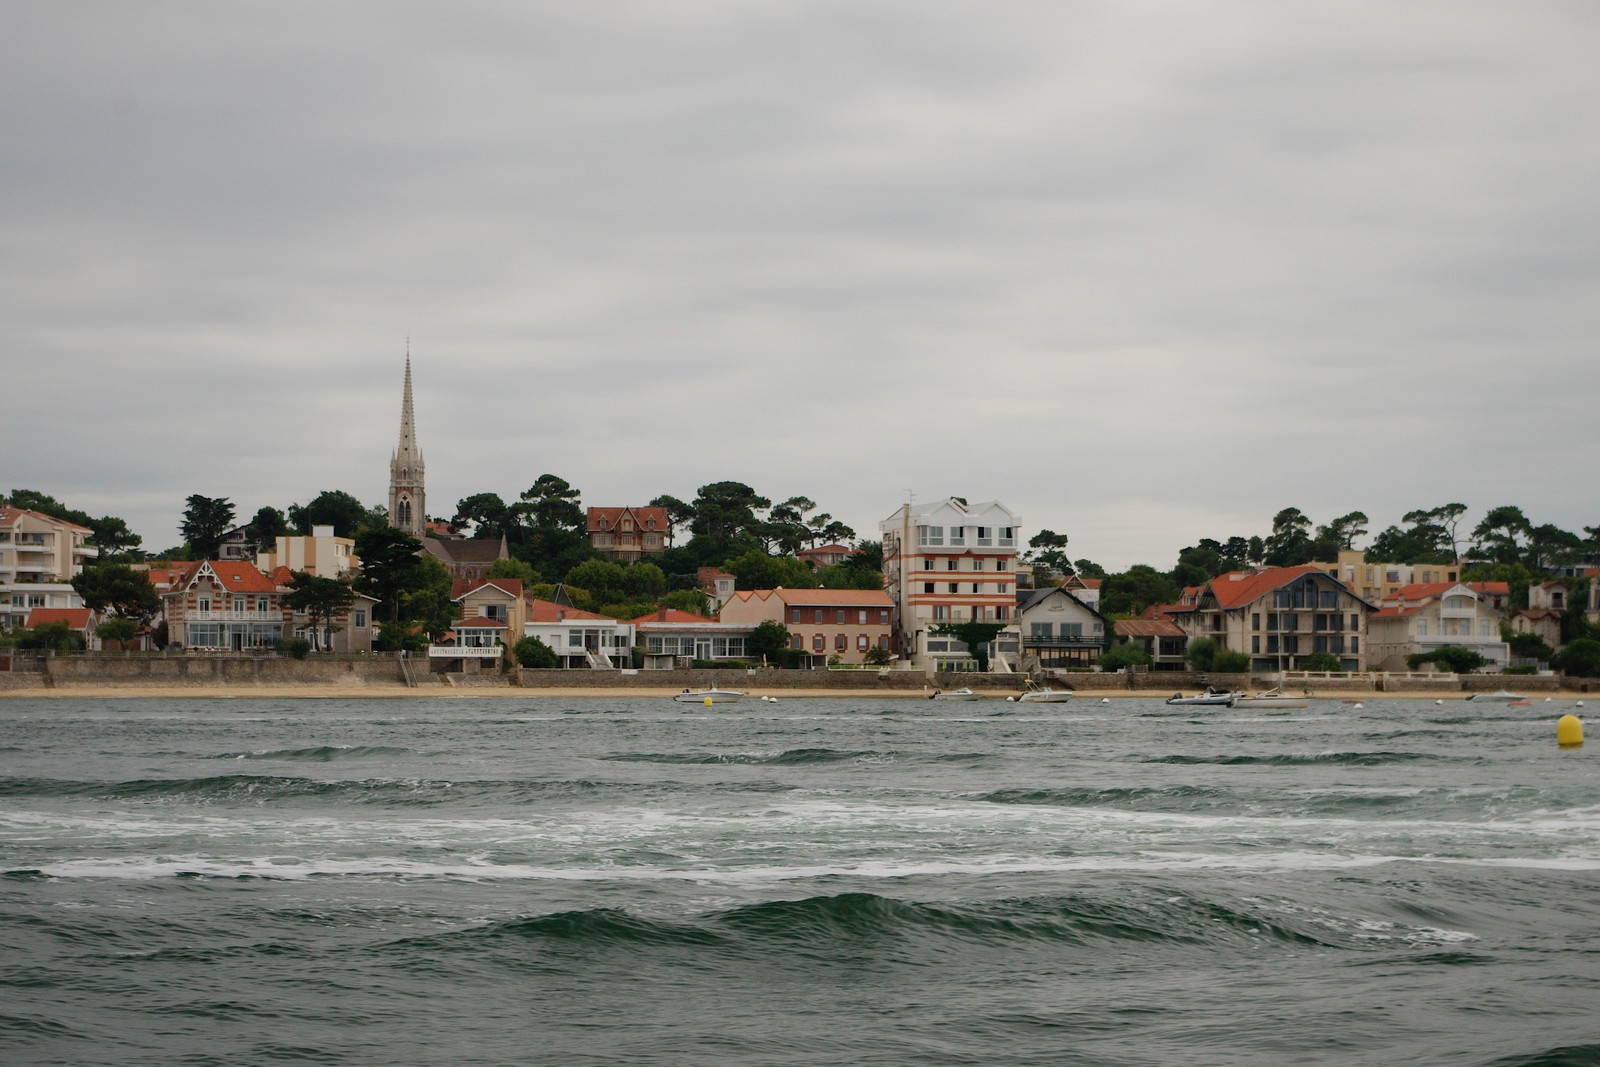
0 507 95 629
256 526 359 577
880 498 1022 672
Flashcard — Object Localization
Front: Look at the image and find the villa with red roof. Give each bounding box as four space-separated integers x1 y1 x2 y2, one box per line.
1368 582 1510 671
521 598 635 668
720 588 894 664
1170 566 1377 672
587 507 669 564
631 606 752 668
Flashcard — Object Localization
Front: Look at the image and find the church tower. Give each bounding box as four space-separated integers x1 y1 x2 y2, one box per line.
388 351 426 538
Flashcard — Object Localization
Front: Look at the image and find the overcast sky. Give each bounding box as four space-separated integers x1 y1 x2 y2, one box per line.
5 2 1598 568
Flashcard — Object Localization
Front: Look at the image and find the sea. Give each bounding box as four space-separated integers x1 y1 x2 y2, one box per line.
1 694 1596 1066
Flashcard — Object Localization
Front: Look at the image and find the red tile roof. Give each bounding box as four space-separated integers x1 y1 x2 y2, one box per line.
0 507 92 532
451 578 523 600
1080 578 1103 589
1191 566 1325 610
453 616 508 629
176 561 279 594
1371 605 1425 618
1115 618 1183 637
27 607 93 629
587 506 668 533
1393 581 1509 600
524 599 619 623
630 607 718 626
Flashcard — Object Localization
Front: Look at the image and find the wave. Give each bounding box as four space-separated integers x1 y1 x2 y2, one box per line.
602 748 884 765
1483 1045 1600 1067
977 785 1235 809
0 774 787 806
1142 751 1456 766
400 892 1352 958
207 745 413 762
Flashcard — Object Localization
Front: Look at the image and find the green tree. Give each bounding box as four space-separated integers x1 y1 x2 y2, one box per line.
1561 579 1591 644
513 635 559 668
1264 507 1315 567
1312 512 1369 557
71 563 162 625
848 540 885 573
816 564 882 590
1471 506 1533 566
353 526 427 623
246 506 289 554
647 495 696 547
621 562 666 600
452 492 521 542
486 558 541 585
1099 566 1181 616
1505 630 1554 661
1098 643 1152 670
689 482 771 559
724 550 817 591
1299 651 1344 672
1407 646 1488 674
864 646 892 666
932 621 1005 671
746 619 791 662
1028 529 1072 578
181 494 235 560
1528 524 1583 572
1213 649 1251 672
1553 637 1600 678
520 475 585 533
658 589 711 615
85 516 143 559
94 616 138 649
1186 637 1220 671
18 621 85 651
287 490 375 538
565 559 628 606
285 573 356 650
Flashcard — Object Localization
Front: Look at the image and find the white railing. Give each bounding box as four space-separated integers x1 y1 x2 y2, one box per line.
428 644 501 659
187 610 280 622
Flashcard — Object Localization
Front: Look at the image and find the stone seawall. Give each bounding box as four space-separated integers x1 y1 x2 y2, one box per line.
515 668 935 690
33 655 409 688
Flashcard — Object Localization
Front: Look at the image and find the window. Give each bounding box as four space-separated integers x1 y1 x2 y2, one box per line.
198 597 211 612
947 559 959 571
857 635 869 651
1350 637 1359 653
880 610 890 625
1314 636 1328 653
1284 636 1300 654
949 527 965 546
998 584 1009 595
972 559 983 571
569 631 583 646
1252 635 1260 653
791 634 802 649
1267 613 1278 631
1319 591 1339 608
933 605 950 620
1267 636 1279 653
1000 527 1015 547
354 610 366 628
1252 613 1260 631
835 634 847 651
837 609 847 624
28 594 46 608
1417 618 1428 635
972 584 982 594
1283 613 1298 631
919 526 944 547
976 526 992 546
948 583 959 594
813 634 825 652
815 609 826 624
878 635 889 649
257 597 269 613
924 583 935 594
233 597 245 613
1479 619 1491 636
923 559 934 570
1063 623 1083 637
1350 613 1359 630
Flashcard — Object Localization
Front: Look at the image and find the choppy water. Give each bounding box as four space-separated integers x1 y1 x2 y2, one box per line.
1 695 1596 1066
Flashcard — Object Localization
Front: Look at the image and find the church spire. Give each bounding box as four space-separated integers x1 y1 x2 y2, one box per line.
388 346 426 537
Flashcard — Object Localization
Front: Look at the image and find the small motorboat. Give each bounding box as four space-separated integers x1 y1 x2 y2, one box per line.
1165 686 1241 706
673 687 745 704
1230 687 1310 709
1465 689 1527 703
1016 681 1073 703
929 688 986 701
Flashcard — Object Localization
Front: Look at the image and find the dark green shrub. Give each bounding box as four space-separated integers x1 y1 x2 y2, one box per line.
276 637 312 660
513 636 558 668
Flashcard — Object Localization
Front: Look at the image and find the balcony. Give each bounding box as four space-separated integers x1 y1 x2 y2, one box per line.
428 645 501 658
187 610 280 622
1023 635 1104 648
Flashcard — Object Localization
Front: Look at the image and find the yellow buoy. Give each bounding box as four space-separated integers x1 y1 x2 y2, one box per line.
1557 714 1583 747
704 696 713 706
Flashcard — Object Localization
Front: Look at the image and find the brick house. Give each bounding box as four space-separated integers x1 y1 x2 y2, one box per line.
719 588 895 665
587 507 669 564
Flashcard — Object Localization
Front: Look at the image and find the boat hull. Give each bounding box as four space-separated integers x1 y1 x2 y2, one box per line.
673 690 744 703
1230 697 1309 709
1016 690 1073 703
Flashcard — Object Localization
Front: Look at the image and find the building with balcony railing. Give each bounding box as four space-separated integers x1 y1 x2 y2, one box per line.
880 498 1022 673
1169 566 1378 673
0 507 95 628
1368 581 1510 670
1016 586 1109 670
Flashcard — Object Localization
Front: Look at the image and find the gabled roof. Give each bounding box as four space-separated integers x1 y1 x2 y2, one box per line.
724 589 782 605
587 506 668 532
1513 608 1561 620
451 577 523 601
1371 605 1426 619
423 536 508 565
1192 566 1331 610
630 607 724 626
1393 581 1509 601
173 561 279 595
797 543 856 556
27 607 93 629
1015 584 1112 626
1115 618 1183 637
0 507 92 533
525 599 620 624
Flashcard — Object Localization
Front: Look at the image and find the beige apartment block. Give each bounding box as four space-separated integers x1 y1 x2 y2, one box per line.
256 525 359 578
0 507 96 628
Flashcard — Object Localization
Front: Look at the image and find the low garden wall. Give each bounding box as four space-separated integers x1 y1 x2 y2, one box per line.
516 667 933 690
27 653 410 688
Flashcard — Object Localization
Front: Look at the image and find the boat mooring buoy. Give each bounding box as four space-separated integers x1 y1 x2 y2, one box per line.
1435 699 1444 705
1352 702 1364 709
1006 696 1015 702
1558 714 1584 747
704 696 713 706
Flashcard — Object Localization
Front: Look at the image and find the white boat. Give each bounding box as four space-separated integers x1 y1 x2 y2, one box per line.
1165 687 1241 706
673 687 745 704
1229 688 1310 709
929 688 986 701
1465 689 1527 703
1016 682 1073 703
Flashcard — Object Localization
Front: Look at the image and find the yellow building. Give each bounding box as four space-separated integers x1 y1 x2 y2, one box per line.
1314 550 1460 604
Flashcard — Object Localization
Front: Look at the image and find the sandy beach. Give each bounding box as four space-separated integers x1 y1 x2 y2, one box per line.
0 685 1493 701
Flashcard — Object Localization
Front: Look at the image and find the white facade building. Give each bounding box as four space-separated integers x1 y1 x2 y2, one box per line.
880 498 1022 672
